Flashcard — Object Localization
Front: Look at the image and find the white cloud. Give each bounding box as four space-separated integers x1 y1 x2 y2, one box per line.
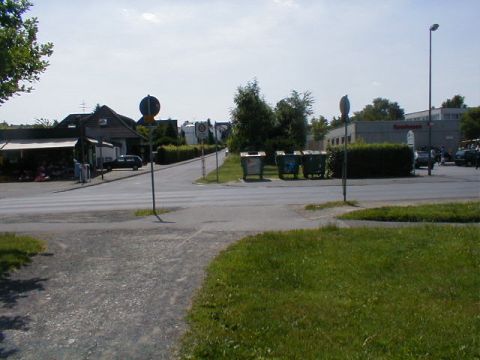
141 12 160 23
273 0 299 8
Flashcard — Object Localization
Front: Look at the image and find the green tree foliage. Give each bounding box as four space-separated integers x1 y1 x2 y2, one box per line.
0 0 53 104
352 98 404 121
310 115 329 141
442 95 467 109
274 90 313 149
329 116 344 128
460 107 480 139
229 79 275 152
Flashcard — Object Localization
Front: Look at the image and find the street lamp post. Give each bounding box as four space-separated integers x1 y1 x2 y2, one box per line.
428 23 439 176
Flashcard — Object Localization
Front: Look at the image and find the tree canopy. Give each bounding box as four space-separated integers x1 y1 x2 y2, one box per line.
351 98 405 121
274 90 313 149
229 79 275 152
460 107 480 140
310 115 329 141
228 80 314 154
442 95 467 109
0 0 53 104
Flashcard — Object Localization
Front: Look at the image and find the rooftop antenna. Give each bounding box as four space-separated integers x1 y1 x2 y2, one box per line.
80 100 87 113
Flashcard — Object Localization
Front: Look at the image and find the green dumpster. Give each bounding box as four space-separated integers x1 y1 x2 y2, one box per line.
275 151 302 179
302 150 327 179
240 151 266 180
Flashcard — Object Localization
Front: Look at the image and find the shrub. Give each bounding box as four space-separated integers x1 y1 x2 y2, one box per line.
155 144 219 164
327 143 413 178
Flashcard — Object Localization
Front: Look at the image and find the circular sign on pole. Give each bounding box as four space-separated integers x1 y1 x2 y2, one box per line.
339 95 350 117
139 95 161 117
196 122 208 141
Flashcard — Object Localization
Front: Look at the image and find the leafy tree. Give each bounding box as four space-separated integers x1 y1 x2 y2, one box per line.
310 115 329 141
274 90 313 149
229 79 275 152
442 95 467 108
329 116 344 128
93 103 102 113
0 121 10 129
0 0 53 104
352 98 404 121
460 107 480 139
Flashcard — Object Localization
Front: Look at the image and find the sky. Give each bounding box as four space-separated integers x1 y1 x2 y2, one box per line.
1 0 479 125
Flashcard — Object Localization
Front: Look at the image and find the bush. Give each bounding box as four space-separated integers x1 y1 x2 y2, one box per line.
155 145 219 164
327 143 413 178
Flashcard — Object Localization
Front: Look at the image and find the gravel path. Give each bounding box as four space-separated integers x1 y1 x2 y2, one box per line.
0 211 252 359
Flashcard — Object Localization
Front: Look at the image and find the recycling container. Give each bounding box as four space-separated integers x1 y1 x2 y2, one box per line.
275 151 302 179
240 151 266 180
302 150 327 179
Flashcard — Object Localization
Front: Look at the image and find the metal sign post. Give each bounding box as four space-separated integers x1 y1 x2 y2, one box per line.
139 95 161 215
407 130 415 175
214 122 219 183
339 95 350 202
196 122 208 179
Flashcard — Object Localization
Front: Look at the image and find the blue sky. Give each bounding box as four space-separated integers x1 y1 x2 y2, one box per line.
1 0 479 125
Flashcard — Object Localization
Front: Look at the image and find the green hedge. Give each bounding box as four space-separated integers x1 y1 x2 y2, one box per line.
156 144 219 164
327 143 413 178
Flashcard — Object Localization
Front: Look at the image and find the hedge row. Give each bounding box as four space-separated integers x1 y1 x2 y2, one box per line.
326 143 413 178
155 144 219 164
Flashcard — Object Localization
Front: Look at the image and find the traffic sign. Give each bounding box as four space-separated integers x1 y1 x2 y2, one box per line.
196 122 209 141
139 95 161 117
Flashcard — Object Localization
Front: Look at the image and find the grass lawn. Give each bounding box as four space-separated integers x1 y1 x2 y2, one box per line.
0 233 45 276
305 200 359 211
339 201 480 223
134 208 171 217
180 225 479 359
198 154 279 184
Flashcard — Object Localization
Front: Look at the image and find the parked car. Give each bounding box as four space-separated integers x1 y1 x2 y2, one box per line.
414 151 434 169
454 149 477 166
103 155 143 171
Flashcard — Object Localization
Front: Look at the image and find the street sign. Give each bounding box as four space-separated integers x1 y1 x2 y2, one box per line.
339 95 350 117
139 95 161 117
143 114 155 124
196 122 208 141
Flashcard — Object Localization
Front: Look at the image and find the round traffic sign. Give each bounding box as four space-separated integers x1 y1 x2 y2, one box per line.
139 95 161 116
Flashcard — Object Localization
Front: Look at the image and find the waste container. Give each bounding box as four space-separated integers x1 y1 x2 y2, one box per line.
275 151 302 179
240 151 266 180
302 150 327 179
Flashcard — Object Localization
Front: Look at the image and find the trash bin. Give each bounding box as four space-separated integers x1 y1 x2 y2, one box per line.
240 151 266 180
275 151 302 179
302 150 327 179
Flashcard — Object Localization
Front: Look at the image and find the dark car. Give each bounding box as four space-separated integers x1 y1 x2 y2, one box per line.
454 150 477 166
414 151 434 169
103 155 143 171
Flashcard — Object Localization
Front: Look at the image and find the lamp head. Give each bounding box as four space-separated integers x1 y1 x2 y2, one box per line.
430 24 439 31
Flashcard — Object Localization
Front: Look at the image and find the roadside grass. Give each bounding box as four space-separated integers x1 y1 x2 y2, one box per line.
339 201 480 223
134 208 171 217
305 200 359 211
197 154 279 183
0 233 45 276
180 225 479 359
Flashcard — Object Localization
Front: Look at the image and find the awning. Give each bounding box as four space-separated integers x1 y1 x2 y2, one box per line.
0 138 79 151
86 138 114 148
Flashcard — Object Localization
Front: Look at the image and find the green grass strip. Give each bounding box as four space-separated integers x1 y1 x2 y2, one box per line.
134 208 171 217
198 154 279 184
339 201 480 223
305 200 358 211
180 225 480 359
0 233 45 276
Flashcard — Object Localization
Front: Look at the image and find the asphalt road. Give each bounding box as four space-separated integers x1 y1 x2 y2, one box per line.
0 155 478 359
